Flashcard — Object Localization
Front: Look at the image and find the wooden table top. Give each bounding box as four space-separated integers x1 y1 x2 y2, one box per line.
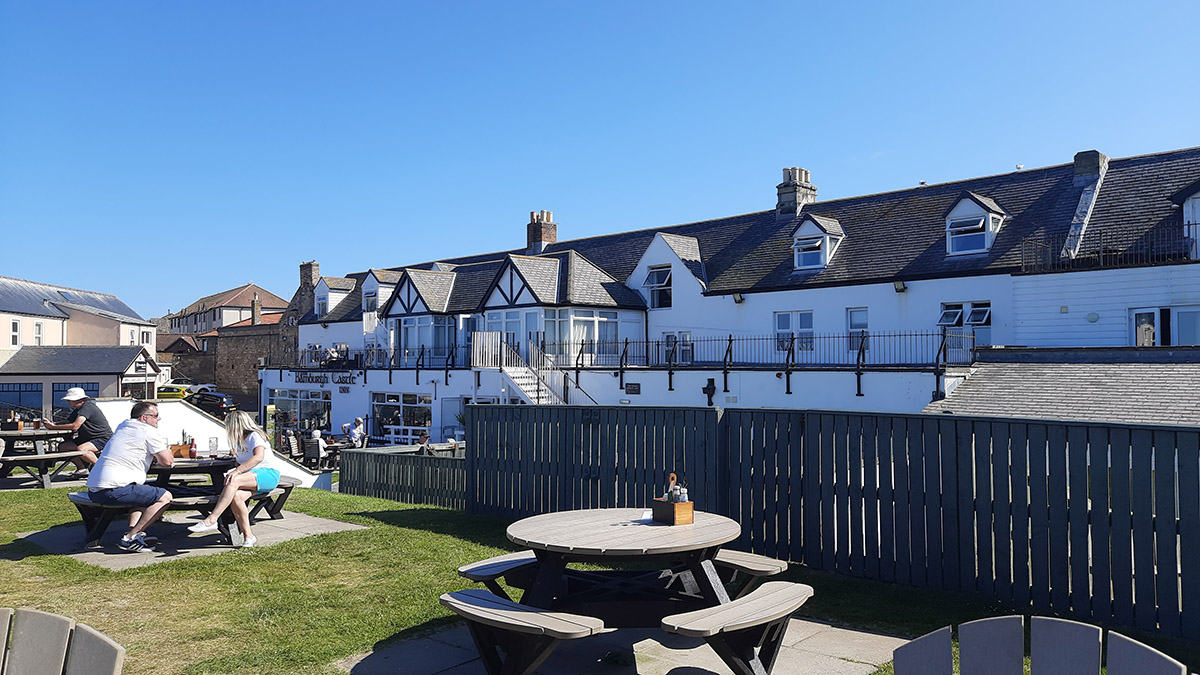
0 428 71 440
149 458 236 471
507 507 740 556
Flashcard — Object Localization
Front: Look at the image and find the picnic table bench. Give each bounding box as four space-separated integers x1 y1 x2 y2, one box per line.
68 477 299 548
2 607 126 675
0 450 85 488
440 588 606 675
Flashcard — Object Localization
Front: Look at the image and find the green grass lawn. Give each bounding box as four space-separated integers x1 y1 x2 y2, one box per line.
3 488 1197 675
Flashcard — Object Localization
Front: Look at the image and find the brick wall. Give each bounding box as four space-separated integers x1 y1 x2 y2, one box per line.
216 324 284 411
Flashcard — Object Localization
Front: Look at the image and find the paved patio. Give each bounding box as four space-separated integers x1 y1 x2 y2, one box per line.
17 509 365 570
338 617 905 675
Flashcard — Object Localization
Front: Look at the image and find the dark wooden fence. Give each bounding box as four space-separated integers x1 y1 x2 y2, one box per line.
466 405 1200 640
340 448 466 510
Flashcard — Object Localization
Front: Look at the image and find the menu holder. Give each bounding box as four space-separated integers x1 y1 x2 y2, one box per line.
651 498 694 525
170 444 191 458
0 421 24 431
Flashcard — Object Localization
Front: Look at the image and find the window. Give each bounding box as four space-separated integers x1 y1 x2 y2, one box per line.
371 392 433 443
847 308 868 352
966 303 992 346
792 237 824 269
1130 305 1200 346
33 322 43 346
936 305 964 327
364 291 377 313
642 266 672 309
10 320 19 347
947 216 988 254
51 382 97 419
543 309 571 355
201 338 209 351
774 311 814 351
663 331 693 364
315 298 327 317
940 301 991 346
0 383 42 412
129 330 136 345
398 315 455 364
141 330 151 344
267 389 331 432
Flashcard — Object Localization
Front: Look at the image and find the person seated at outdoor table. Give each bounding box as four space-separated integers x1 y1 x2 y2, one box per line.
85 401 174 552
311 429 329 460
187 411 282 548
416 432 434 456
341 417 365 447
42 387 113 479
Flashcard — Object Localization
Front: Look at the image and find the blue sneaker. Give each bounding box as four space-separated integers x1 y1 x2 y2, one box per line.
117 535 156 552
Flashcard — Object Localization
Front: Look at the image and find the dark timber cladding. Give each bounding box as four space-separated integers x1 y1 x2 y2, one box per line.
465 405 1200 641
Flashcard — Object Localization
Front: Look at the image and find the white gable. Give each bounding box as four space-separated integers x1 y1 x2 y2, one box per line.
946 198 991 220
484 265 538 308
791 219 828 239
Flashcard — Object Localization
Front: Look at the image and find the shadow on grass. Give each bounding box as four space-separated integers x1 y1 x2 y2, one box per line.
349 507 518 550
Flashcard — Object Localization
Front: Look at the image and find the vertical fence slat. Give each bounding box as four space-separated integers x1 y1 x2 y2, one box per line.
765 412 782 560
1009 423 1030 610
939 418 959 590
1029 424 1050 611
788 412 804 564
1131 429 1156 632
1110 427 1134 627
1154 430 1180 635
1048 424 1070 613
894 417 911 585
849 415 865 577
908 419 926 586
992 422 1011 604
923 418 943 589
803 412 821 566
863 415 880 580
973 420 994 596
958 419 975 592
834 414 850 574
1089 426 1112 624
874 415 894 582
1178 431 1200 639
820 414 836 571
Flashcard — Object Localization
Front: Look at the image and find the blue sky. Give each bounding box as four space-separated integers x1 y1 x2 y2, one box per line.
2 1 1197 318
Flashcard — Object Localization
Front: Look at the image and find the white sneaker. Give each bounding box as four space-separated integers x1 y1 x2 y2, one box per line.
241 536 257 548
188 521 218 533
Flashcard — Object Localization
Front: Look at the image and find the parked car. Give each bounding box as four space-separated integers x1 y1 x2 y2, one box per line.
156 384 190 399
167 377 216 393
185 392 238 418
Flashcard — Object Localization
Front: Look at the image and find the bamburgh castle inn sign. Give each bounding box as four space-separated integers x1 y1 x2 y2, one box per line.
293 372 358 393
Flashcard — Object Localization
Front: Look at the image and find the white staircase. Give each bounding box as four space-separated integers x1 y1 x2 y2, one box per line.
472 332 595 405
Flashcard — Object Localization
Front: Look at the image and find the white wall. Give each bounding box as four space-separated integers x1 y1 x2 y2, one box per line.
298 321 364 350
1011 265 1200 346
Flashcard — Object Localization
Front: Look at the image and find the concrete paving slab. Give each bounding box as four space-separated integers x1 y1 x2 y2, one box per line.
338 617 902 675
17 510 365 570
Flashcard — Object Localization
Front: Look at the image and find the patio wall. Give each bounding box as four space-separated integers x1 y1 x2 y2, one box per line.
465 405 1200 641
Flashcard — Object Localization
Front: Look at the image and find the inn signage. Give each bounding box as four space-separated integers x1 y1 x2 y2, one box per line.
294 371 357 386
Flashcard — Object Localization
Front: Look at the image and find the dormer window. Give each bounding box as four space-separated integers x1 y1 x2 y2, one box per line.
947 217 987 254
643 266 672 309
316 298 327 317
944 191 1007 256
792 237 824 268
790 214 843 271
364 291 377 313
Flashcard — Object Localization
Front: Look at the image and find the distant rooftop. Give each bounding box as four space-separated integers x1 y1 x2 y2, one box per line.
0 275 149 324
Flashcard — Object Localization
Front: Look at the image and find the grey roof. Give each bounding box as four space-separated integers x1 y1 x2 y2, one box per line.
660 233 708 288
925 350 1200 428
55 301 155 326
790 214 845 237
345 145 1200 299
368 269 404 284
509 256 561 304
941 191 1008 219
407 269 457 312
0 275 147 322
444 260 505 314
322 277 357 291
0 346 153 375
559 251 647 309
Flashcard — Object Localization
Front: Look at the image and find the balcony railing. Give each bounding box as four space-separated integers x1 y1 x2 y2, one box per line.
534 330 975 369
280 346 472 369
1020 224 1197 274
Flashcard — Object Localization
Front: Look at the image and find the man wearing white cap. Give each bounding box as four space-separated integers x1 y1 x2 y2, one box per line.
42 387 113 478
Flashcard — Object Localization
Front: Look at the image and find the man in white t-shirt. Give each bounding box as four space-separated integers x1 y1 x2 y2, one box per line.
85 401 174 552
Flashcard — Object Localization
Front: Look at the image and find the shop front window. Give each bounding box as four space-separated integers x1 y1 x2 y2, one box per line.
371 392 433 444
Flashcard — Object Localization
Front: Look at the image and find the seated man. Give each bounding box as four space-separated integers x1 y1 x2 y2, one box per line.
85 401 174 552
42 387 112 478
416 432 435 456
341 417 365 447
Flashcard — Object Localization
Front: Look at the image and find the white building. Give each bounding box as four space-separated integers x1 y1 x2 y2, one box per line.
261 146 1200 441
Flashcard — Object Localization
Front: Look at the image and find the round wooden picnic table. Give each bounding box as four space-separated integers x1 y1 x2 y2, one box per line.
0 428 74 486
0 428 72 454
507 507 741 627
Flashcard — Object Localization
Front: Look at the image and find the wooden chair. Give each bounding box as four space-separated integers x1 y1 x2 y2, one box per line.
1 607 125 674
301 438 323 468
893 615 1187 675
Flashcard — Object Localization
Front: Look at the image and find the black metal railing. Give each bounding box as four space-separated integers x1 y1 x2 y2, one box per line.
273 346 472 369
1020 224 1197 274
536 330 975 369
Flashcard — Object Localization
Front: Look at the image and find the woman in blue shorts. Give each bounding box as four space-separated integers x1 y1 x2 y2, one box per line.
188 411 282 548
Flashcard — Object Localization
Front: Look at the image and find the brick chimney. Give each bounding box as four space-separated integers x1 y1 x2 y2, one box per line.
251 292 262 325
527 210 557 255
300 260 321 289
776 167 817 223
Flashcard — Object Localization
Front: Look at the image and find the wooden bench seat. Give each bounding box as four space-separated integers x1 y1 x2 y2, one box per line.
712 549 788 599
2 607 125 675
0 450 85 488
440 588 605 675
662 581 814 675
68 477 299 548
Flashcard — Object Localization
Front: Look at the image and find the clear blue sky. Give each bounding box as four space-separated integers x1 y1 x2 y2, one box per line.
2 1 1197 318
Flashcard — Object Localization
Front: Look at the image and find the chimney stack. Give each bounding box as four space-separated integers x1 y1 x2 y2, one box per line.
251 292 262 326
527 210 557 255
776 167 817 222
1073 150 1109 187
299 260 320 289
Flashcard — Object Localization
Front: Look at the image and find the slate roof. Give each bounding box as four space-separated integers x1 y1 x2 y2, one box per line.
322 277 357 292
157 334 199 352
510 256 561 304
407 269 457 313
0 275 147 322
368 269 404 284
174 283 288 316
660 233 708 288
218 313 284 330
925 348 1200 427
792 214 846 238
0 346 154 375
337 145 1200 311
